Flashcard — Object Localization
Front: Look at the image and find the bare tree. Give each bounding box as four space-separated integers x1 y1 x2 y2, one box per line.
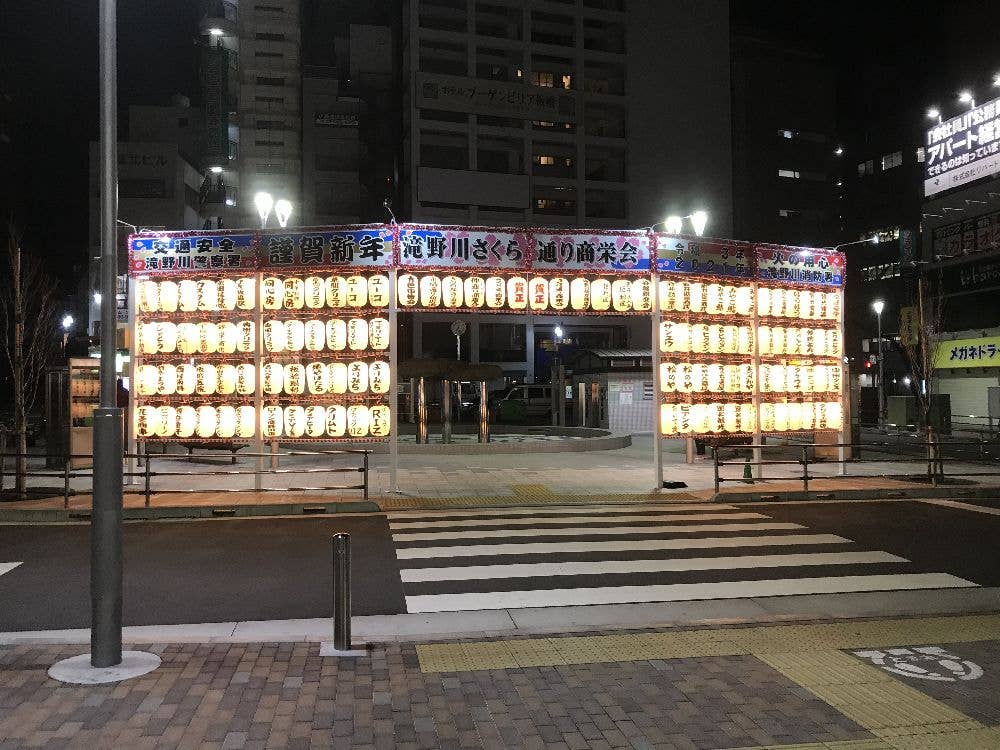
0 222 61 499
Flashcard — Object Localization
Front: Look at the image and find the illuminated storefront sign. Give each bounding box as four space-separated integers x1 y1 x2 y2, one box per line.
655 236 752 278
934 335 1000 368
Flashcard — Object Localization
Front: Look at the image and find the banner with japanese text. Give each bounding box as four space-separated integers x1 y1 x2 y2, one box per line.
129 232 257 274
654 235 752 278
532 231 651 272
756 245 844 286
934 336 1000 369
398 226 531 270
259 226 394 269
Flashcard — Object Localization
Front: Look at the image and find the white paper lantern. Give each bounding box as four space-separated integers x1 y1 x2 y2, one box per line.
829 365 842 393
263 320 286 352
217 364 238 395
369 361 390 394
801 401 815 431
611 279 631 312
305 406 326 438
346 275 368 308
774 402 789 431
196 279 218 311
707 324 723 354
347 404 370 437
760 403 775 432
197 322 220 354
328 363 348 394
723 403 739 432
785 327 799 355
196 405 218 438
285 320 305 352
419 275 441 307
707 364 724 392
486 276 506 309
691 324 709 353
739 403 756 433
217 322 239 354
237 321 255 353
156 322 177 354
179 279 199 312
369 405 391 437
305 320 325 351
676 363 693 393
825 292 840 320
300 276 323 309
659 321 674 353
811 365 827 393
397 274 419 307
591 278 612 311
196 363 218 395
177 406 197 438
688 282 705 313
158 280 179 313
758 285 772 316
770 364 786 393
504 276 527 311
723 285 738 314
738 326 753 355
282 277 305 310
262 363 284 395
236 363 255 395
828 329 842 357
735 286 753 315
157 363 177 395
707 403 724 433
326 319 347 350
261 405 283 438
812 329 827 358
347 361 369 393
675 404 692 434
788 402 803 431
722 364 738 393
216 406 237 438
673 322 691 353
657 280 676 311
690 404 709 434
739 364 754 392
140 322 159 355
758 364 772 393
137 365 159 395
442 275 464 308
217 278 238 311
135 406 159 438
706 284 724 314
460 276 485 308
347 318 369 350
660 404 676 435
632 278 653 311
326 405 346 437
786 365 801 393
798 290 813 320
262 277 282 310
236 277 255 310
825 401 843 429
284 406 306 438
237 406 256 438
771 326 786 355
660 362 676 392
784 289 800 319
327 276 348 308
769 288 785 317
368 275 390 307
691 363 707 392
800 327 813 356
306 362 330 394
369 318 390 350
176 364 197 395
812 291 826 320
722 325 738 354
284 364 306 395
549 277 569 311
529 277 548 311
138 280 159 312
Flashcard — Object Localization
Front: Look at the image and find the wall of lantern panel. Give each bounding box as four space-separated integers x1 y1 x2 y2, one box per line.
396 272 653 315
131 273 393 443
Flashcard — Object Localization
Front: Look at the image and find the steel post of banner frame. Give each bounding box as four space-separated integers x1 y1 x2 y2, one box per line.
751 280 764 480
650 268 663 490
388 268 400 493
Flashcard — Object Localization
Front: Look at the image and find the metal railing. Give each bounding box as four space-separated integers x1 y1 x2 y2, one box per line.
711 439 1000 494
0 449 371 509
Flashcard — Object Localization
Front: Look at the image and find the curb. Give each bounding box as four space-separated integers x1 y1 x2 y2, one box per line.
0 501 381 523
712 484 1000 503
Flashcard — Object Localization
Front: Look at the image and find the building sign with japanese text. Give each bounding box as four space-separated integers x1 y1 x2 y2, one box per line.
932 213 1000 258
925 94 1000 197
533 231 650 272
415 73 577 123
260 227 393 269
129 232 257 273
398 226 531 270
756 245 844 286
655 236 752 278
934 335 1000 368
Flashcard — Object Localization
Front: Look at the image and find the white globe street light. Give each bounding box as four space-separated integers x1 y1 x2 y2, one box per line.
274 199 293 228
690 210 709 236
663 216 683 234
959 90 975 108
254 192 274 229
62 314 75 331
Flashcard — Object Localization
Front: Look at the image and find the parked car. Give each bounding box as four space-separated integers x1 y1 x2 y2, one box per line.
492 384 556 422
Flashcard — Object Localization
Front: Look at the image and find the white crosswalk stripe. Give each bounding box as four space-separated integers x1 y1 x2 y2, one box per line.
388 504 978 614
0 563 23 577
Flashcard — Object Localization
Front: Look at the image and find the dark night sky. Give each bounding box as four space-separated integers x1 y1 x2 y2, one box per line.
2 1 1000 285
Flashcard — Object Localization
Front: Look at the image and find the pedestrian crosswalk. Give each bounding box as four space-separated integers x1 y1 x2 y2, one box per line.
386 503 977 614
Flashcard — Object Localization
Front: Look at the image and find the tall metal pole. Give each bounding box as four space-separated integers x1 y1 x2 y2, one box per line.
92 0 123 668
650 270 663 490
388 269 399 492
876 310 884 427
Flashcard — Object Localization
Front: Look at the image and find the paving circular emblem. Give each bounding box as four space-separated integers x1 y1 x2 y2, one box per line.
853 646 983 682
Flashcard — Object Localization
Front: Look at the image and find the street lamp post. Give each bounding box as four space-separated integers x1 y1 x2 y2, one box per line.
657 211 710 236
872 299 885 428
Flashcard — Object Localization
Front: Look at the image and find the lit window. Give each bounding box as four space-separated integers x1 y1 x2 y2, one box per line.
561 74 572 89
778 209 801 218
780 130 794 139
857 160 874 176
532 72 555 88
881 151 903 170
536 155 555 165
777 169 801 179
916 147 926 163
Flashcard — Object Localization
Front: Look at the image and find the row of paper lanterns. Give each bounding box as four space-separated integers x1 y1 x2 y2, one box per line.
135 361 390 396
135 404 390 439
758 326 841 357
758 287 840 320
658 323 842 357
659 401 843 435
136 318 390 355
659 363 843 394
137 276 392 313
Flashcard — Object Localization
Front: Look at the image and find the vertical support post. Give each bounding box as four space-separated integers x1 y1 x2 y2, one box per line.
441 378 452 443
332 533 351 651
254 271 264 491
388 268 399 492
712 446 720 493
557 364 567 427
478 381 489 443
143 445 151 508
91 0 123 669
578 381 588 427
550 364 559 426
837 284 848 476
63 458 71 508
417 377 428 444
126 275 137 486
685 437 695 464
751 280 763 479
651 268 663 490
801 445 809 491
362 452 369 502
270 441 278 470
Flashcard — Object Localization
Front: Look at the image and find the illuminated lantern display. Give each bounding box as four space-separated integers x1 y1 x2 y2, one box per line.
347 361 368 393
284 364 306 395
236 277 255 310
675 404 691 433
829 365 842 392
529 277 548 311
262 363 284 395
196 405 218 438
825 402 843 429
236 363 255 395
285 319 305 352
157 363 177 395
774 403 789 431
771 364 786 392
501 276 524 310
633 278 655 311
156 322 178 354
197 322 219 354
707 403 724 433
284 406 306 438
283 277 305 309
137 365 158 396
757 286 771 316
739 364 754 392
811 365 827 393
611 279 631 312
305 406 326 438
549 277 569 311
760 403 775 432
218 322 239 354
486 276 506 308
307 361 329 394
368 318 390 350
237 321 255 353
195 363 218 395
812 329 827 357
758 364 772 393
800 328 813 356
659 321 674 353
691 363 708 392
770 288 785 317
442 275 463 308
217 364 238 395
346 275 368 307
739 403 755 433
660 404 676 435
369 405 390 437
825 292 840 320
262 277 282 310
722 364 738 393
347 404 370 437
706 284 723 314
708 324 722 354
326 405 346 437
216 406 237 438
771 326 786 355
368 275 390 307
812 292 825 319
140 322 159 355
735 286 753 315
159 280 179 312
787 364 801 393
176 364 196 395
591 278 612 311
397 274 419 307
326 276 347 308
688 282 705 313
738 326 753 355
757 326 771 355
135 406 158 438
660 362 676 392
326 319 347 350
828 329 841 356
676 363 692 393
673 322 691 352
369 361 390 394
179 280 199 312
420 275 441 307
263 320 286 352
690 403 709 434
691 323 709 353
785 327 799 355
237 406 256 438
197 279 218 311
788 402 802 431
347 318 369 350
261 406 283 438
464 276 485 308
217 279 238 311
801 402 815 430
784 289 799 318
672 281 689 312
707 364 723 392
304 276 325 309
564 277 588 311
722 325 738 354
328 362 348 394
798 290 813 320
657 280 675 310
304 320 325 351
722 285 738 314
723 403 739 432
138 280 159 312
177 406 197 438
